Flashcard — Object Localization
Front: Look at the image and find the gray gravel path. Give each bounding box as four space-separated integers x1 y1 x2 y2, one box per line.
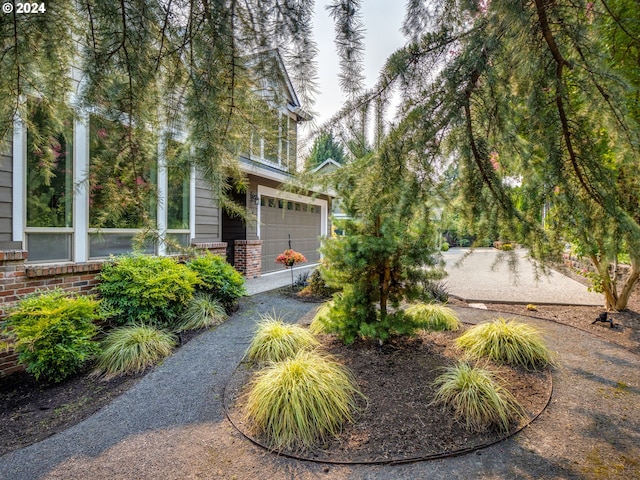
442 248 603 306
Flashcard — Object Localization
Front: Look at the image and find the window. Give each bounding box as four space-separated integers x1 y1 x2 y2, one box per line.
165 139 190 230
88 114 156 229
25 99 73 263
88 115 158 258
26 100 73 228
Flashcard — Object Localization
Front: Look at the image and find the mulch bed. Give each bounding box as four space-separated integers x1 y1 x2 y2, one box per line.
224 328 552 464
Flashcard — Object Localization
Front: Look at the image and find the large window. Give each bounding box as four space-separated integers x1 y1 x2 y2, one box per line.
88 114 157 258
25 99 73 262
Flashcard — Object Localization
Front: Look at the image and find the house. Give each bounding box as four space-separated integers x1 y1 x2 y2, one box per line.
0 49 329 320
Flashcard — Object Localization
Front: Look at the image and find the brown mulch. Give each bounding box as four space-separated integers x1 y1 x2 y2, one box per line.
453 283 640 356
225 329 552 464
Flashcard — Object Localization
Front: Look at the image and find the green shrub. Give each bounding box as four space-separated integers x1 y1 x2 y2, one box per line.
94 324 177 378
306 269 338 297
405 303 461 331
245 313 319 363
244 349 363 450
97 254 201 328
186 253 246 312
441 242 450 251
456 317 556 370
176 293 227 332
420 279 450 303
432 362 524 433
319 286 418 344
2 289 101 383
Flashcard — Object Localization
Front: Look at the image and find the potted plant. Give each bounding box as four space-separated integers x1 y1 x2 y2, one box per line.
276 249 307 289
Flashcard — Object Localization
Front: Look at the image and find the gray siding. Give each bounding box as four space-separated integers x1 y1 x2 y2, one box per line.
0 138 19 249
193 176 221 243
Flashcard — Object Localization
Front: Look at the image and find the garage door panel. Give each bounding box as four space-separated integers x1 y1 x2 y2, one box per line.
260 195 322 273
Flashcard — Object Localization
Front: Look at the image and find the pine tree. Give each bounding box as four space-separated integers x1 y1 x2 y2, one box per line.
305 130 347 169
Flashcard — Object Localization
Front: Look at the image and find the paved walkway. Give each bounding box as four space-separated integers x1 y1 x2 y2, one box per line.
442 247 604 306
1 258 638 479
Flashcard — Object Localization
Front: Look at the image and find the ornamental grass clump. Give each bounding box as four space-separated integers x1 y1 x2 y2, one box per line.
456 317 556 370
309 302 333 334
432 361 524 433
405 303 461 331
176 293 227 332
244 349 362 450
94 324 177 379
245 313 319 363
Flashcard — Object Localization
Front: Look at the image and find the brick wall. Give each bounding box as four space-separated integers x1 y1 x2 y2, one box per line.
0 251 104 377
234 240 262 278
192 242 228 258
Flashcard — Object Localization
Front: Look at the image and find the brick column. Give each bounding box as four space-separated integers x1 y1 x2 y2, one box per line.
191 242 228 258
234 240 262 278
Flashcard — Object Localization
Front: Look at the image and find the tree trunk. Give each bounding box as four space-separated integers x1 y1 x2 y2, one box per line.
379 260 392 319
613 259 640 311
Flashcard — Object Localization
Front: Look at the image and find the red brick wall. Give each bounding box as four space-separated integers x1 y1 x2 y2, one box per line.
0 251 104 377
234 240 262 278
192 242 228 258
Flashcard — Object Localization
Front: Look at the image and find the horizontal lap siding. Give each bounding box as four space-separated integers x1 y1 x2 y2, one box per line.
193 177 220 243
0 140 19 250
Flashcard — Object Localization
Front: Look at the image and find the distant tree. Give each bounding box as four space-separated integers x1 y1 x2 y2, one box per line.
306 131 347 169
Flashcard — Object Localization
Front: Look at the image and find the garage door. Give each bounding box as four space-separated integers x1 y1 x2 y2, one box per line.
260 195 322 273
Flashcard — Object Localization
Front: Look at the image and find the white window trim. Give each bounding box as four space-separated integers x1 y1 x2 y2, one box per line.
256 185 328 241
12 114 25 243
157 139 168 256
74 115 89 262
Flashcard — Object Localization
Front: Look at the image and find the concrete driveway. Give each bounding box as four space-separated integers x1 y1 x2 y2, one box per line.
441 247 604 306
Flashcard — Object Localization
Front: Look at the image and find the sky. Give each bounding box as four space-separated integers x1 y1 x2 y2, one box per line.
311 2 407 126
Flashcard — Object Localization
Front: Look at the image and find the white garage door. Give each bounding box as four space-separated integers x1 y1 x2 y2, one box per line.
260 195 322 273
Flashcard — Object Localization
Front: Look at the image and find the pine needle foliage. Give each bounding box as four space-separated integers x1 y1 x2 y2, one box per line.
456 318 556 370
405 303 461 332
94 325 176 379
176 293 227 332
432 361 525 433
243 349 362 450
245 313 320 364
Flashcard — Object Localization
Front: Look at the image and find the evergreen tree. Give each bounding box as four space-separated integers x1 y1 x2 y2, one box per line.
305 131 347 169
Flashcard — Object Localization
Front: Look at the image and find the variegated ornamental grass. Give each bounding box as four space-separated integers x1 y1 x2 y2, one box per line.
405 303 461 331
308 301 333 334
244 349 363 450
176 292 227 332
245 312 320 363
94 324 177 379
456 317 556 370
432 361 524 433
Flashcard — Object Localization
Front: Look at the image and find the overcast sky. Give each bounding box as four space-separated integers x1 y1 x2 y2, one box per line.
311 2 407 126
